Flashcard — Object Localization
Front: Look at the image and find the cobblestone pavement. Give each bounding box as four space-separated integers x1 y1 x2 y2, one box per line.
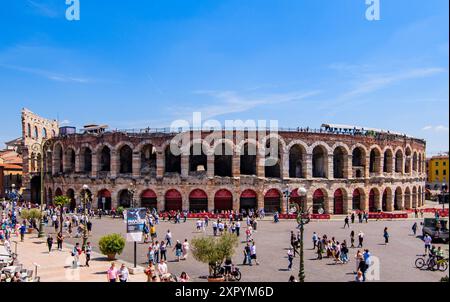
44 214 448 282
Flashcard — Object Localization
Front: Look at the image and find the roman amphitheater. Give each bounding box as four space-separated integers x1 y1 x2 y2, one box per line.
32 123 427 216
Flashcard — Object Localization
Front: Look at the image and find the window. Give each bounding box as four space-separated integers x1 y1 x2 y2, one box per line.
444 170 447 176
444 162 447 166
435 162 439 166
436 170 439 175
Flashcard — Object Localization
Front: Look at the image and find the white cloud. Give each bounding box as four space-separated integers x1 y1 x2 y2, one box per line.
27 0 59 18
0 64 92 83
422 125 449 132
60 120 71 126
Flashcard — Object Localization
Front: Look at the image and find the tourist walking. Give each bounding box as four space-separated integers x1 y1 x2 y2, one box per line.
107 262 119 283
174 240 183 262
383 227 390 245
118 264 129 283
57 232 64 251
85 242 92 267
412 222 418 236
350 230 355 248
182 239 190 260
287 248 294 271
46 235 53 254
358 231 364 248
344 216 350 229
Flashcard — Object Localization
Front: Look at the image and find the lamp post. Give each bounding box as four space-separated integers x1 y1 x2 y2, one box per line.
81 184 90 251
295 187 310 283
31 139 53 238
128 183 137 269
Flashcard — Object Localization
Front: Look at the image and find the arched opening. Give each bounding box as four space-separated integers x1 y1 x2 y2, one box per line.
264 138 281 178
55 188 63 197
42 128 47 138
189 189 208 212
264 189 281 213
418 154 423 174
27 124 31 137
289 145 306 178
165 145 181 174
312 146 328 178
383 149 393 173
141 145 157 176
165 189 182 212
97 189 112 211
214 143 233 177
352 147 366 178
119 145 133 174
333 147 347 179
30 176 41 204
118 190 132 208
352 189 364 211
405 148 412 174
369 148 381 174
334 189 345 215
81 147 92 173
67 189 76 211
99 146 111 172
54 144 63 173
240 190 258 212
313 189 326 214
214 189 233 212
34 126 39 139
45 151 53 175
289 189 307 211
395 150 403 173
394 187 402 210
404 187 411 209
189 143 207 175
369 189 380 212
141 189 158 210
382 188 392 212
240 143 256 176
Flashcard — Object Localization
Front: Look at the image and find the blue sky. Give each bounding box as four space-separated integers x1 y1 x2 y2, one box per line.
0 0 448 154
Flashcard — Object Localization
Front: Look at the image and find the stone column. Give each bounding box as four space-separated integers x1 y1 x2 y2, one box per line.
156 151 165 178
91 152 98 178
257 191 264 210
75 153 81 173
305 154 313 179
256 152 265 178
326 196 334 215
344 194 352 215
379 156 385 176
327 155 334 180
232 154 240 177
207 155 214 178
233 194 240 212
386 193 394 212
181 155 189 178
111 151 118 178
347 155 353 179
364 156 370 179
132 152 141 178
282 152 289 179
182 189 189 212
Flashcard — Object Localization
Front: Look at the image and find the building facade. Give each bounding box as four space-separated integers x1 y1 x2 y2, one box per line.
426 154 449 190
41 127 427 215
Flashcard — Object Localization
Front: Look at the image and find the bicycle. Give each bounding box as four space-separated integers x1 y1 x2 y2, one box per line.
427 257 449 272
415 254 430 269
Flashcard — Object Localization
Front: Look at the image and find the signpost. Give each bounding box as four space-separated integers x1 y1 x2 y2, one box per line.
126 208 147 274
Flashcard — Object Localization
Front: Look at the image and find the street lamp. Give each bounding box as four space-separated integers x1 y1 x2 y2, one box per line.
30 139 53 238
295 187 310 283
81 184 90 251
128 183 136 209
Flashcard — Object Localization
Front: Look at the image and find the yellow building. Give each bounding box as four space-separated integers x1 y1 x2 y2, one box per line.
427 155 449 190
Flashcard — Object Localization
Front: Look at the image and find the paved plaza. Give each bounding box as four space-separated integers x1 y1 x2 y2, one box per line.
36 211 448 282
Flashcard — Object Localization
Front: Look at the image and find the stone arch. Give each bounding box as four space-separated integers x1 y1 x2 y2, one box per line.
140 189 158 209
264 188 282 213
140 144 157 176
214 189 233 212
383 147 394 173
382 187 393 212
53 143 64 173
289 144 307 178
118 144 133 174
117 189 132 208
412 186 418 208
189 189 209 212
312 188 328 214
214 141 233 177
165 189 183 212
80 145 93 173
352 188 366 211
97 189 112 210
239 140 257 176
394 186 403 210
369 145 382 174
395 148 404 173
64 147 76 173
240 189 258 212
189 141 209 174
66 188 76 211
351 145 367 178
412 151 418 172
369 188 381 212
405 147 412 174
264 137 283 178
164 144 181 174
404 187 411 209
333 188 348 215
98 145 112 172
312 144 328 178
333 145 348 179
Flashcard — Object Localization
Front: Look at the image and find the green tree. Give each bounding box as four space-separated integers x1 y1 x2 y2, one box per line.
191 232 239 278
54 195 71 235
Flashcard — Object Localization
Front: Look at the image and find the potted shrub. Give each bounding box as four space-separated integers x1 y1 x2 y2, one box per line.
116 207 125 219
20 210 33 234
191 232 239 282
99 234 126 260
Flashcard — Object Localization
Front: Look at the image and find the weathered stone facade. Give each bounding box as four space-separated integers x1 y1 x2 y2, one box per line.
21 108 59 201
42 127 427 215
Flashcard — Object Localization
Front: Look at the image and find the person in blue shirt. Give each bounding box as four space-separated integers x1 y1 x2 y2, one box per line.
19 224 26 242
